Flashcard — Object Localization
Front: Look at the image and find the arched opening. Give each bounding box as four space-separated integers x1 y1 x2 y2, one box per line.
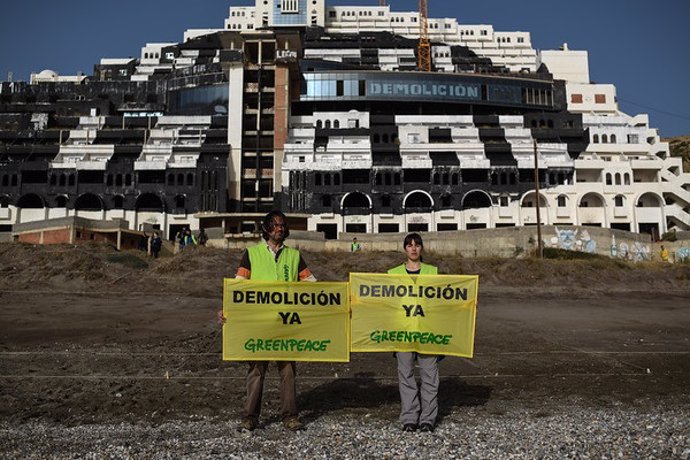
579 192 605 208
615 173 621 185
0 195 11 208
74 193 103 211
605 173 612 185
186 173 194 186
135 193 165 212
636 192 662 208
521 191 547 208
461 190 492 209
404 191 433 211
342 192 371 215
16 194 45 209
177 173 184 186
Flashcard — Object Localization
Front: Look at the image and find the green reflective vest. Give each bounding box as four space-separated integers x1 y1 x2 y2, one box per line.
247 243 301 281
387 263 438 275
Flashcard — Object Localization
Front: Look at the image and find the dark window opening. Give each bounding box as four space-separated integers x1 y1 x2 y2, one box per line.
343 170 370 185
378 223 399 233
138 171 166 184
437 223 458 232
404 169 431 183
462 169 487 183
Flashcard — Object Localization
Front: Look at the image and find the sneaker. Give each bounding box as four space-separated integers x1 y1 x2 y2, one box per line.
419 423 434 433
402 423 417 432
283 417 304 431
238 417 257 432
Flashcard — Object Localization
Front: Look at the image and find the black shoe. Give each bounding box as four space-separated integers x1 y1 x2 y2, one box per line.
402 423 418 432
419 423 434 433
238 417 257 432
283 416 305 431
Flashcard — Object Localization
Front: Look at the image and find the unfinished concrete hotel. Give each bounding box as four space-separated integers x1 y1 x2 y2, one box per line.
1 0 688 240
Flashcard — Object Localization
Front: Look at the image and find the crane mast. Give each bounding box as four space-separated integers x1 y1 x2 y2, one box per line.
418 0 431 71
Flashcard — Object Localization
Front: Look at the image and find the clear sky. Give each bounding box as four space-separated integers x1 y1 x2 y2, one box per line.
1 0 688 137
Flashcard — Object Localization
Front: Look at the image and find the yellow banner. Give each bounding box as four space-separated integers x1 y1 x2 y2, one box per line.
222 279 350 362
350 273 478 358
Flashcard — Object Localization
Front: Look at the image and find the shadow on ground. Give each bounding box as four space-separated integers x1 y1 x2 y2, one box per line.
296 373 491 425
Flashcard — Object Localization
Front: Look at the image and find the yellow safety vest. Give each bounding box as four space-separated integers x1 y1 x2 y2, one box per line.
247 244 301 281
387 263 438 275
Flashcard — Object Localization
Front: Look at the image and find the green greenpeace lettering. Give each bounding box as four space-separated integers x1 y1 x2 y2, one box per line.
244 338 332 353
369 330 452 345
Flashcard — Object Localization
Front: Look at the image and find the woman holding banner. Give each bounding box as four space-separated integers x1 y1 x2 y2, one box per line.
388 232 440 433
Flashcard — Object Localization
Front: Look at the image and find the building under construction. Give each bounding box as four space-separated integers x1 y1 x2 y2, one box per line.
1 0 688 240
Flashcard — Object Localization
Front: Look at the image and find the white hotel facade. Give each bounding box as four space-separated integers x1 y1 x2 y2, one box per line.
0 0 687 240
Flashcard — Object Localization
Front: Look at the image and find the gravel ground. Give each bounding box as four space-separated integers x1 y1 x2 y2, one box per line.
1 407 688 459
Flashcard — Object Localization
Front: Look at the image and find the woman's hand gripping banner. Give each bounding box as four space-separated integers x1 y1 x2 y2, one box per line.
349 273 478 358
222 279 350 362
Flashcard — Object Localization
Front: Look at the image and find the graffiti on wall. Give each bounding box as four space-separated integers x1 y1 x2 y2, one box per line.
610 234 651 261
677 247 690 261
549 227 597 253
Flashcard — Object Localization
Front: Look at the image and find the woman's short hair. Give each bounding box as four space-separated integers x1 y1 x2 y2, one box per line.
403 232 423 248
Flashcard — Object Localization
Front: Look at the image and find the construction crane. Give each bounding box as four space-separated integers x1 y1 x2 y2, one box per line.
418 0 431 72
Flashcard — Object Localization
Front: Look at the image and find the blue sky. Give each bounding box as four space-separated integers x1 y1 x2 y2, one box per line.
1 0 688 137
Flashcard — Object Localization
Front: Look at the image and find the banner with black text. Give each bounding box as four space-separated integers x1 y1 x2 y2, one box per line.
222 279 350 362
349 273 478 357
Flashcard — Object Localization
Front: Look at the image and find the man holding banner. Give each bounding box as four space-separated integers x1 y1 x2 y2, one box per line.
220 210 316 432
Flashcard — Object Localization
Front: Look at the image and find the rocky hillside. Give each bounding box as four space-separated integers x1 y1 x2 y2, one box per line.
665 134 690 172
